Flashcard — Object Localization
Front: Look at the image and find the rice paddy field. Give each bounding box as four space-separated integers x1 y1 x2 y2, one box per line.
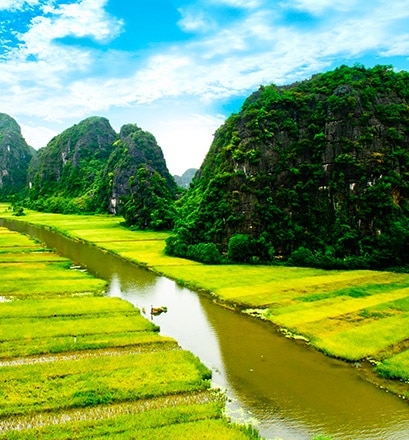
1 204 409 401
0 218 258 439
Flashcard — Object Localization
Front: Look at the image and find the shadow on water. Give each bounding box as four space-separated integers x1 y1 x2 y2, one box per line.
3 218 409 439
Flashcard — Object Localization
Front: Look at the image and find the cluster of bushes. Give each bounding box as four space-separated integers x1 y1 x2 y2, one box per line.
165 237 224 264
23 194 100 214
165 233 275 265
166 229 409 272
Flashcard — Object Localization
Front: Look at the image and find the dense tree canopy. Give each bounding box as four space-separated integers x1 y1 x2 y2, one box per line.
167 65 409 269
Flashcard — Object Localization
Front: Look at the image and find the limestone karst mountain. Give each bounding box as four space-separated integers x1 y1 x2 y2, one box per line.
27 116 117 211
0 113 35 199
25 118 177 229
167 65 409 269
99 123 178 229
174 168 198 189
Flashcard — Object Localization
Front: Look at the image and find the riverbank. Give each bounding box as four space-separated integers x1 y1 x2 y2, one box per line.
0 220 260 439
1 204 409 402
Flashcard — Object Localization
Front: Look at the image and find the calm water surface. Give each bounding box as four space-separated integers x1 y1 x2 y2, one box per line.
3 219 409 439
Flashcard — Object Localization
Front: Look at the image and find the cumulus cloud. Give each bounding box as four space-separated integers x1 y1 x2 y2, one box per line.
178 9 215 33
0 0 124 118
1 0 122 64
0 0 39 11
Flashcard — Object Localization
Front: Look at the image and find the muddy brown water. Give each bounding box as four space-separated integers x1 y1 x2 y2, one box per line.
3 218 409 439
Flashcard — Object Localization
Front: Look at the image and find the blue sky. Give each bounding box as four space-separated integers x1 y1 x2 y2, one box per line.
1 0 408 174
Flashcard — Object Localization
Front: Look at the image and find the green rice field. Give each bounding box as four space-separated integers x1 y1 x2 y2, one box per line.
0 220 258 439
1 204 409 400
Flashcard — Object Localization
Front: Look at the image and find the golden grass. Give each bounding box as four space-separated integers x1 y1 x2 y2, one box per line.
313 313 409 360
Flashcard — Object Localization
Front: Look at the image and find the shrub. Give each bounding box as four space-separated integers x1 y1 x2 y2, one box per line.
186 242 224 264
288 246 315 267
227 234 254 263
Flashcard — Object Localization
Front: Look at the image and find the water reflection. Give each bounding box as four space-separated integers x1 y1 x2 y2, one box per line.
107 275 231 393
3 218 409 439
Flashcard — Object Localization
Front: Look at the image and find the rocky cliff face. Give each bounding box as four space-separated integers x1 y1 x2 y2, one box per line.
28 116 117 202
26 117 176 218
102 124 177 215
0 114 34 199
170 65 409 267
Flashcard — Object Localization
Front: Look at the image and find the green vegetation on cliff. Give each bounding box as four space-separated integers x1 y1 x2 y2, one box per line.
27 116 117 213
167 65 409 270
0 113 35 200
99 124 178 230
23 119 177 228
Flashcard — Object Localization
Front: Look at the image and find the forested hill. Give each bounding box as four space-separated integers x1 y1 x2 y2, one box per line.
99 124 178 230
24 118 177 229
0 113 35 199
27 116 117 211
167 65 409 269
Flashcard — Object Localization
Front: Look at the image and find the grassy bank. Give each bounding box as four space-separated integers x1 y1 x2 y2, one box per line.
1 205 409 400
0 219 259 439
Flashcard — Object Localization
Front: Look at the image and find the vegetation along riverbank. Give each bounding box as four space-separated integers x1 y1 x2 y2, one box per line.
0 217 260 439
1 204 409 406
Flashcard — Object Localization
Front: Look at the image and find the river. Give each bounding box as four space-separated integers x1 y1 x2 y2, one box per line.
3 218 409 439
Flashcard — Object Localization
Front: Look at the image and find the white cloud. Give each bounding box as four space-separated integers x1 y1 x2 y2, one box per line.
2 0 406 123
178 9 215 33
0 0 124 119
20 123 57 149
41 0 123 43
287 0 358 15
3 0 122 64
380 36 409 57
0 0 38 11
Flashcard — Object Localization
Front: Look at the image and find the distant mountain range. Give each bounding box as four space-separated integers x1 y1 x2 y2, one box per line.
173 168 197 188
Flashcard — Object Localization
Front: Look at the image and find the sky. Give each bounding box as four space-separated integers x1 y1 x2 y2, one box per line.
0 0 409 175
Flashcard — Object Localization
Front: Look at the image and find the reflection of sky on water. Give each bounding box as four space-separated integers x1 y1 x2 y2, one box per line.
107 274 230 390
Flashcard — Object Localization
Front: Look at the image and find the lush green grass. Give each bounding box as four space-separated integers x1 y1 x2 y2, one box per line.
0 350 211 417
0 228 43 248
376 349 409 381
0 402 259 440
0 228 107 299
0 296 136 318
0 261 107 299
0 332 176 359
312 313 409 360
0 215 257 439
0 313 158 341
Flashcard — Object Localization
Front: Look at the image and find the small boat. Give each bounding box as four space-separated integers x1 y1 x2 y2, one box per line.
150 306 168 316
